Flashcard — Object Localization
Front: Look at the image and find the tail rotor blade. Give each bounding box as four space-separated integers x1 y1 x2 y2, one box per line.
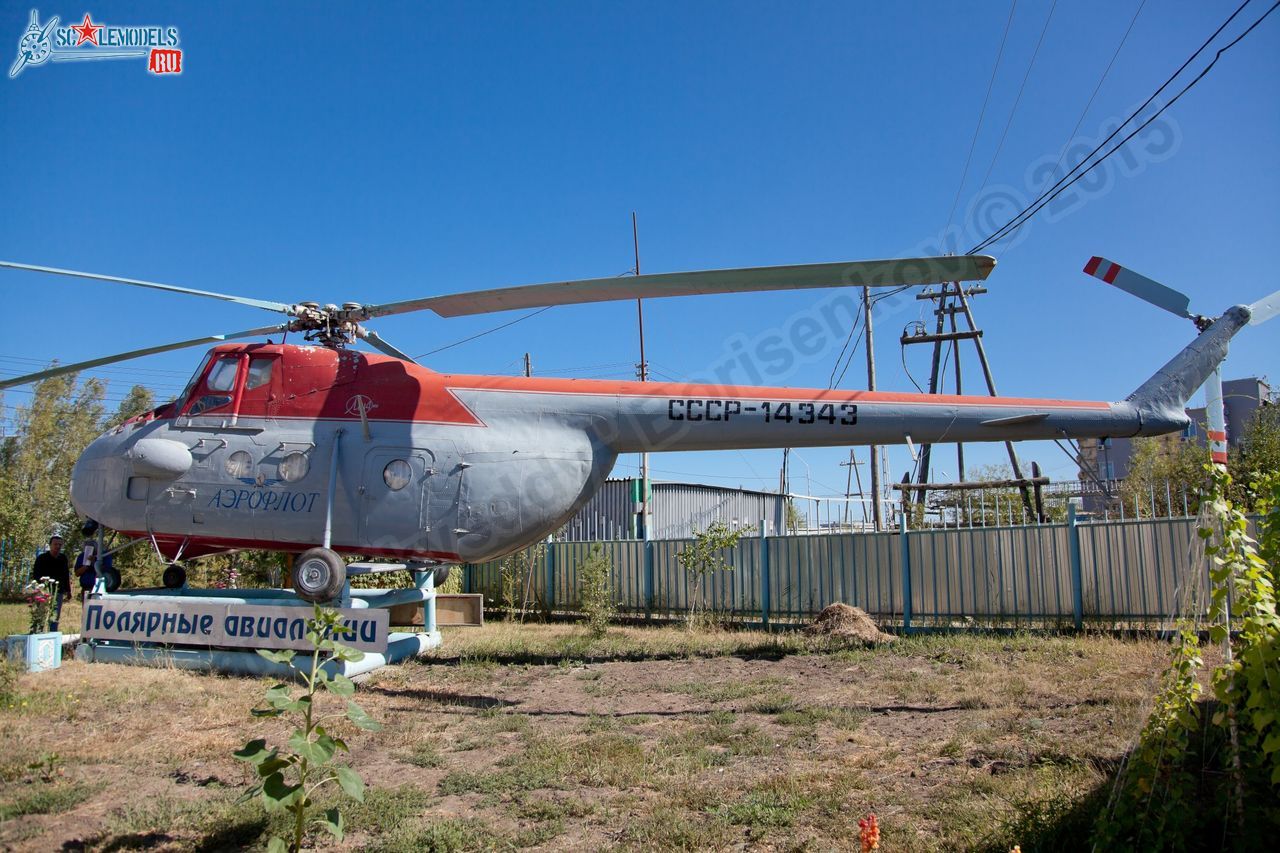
0 323 291 390
1082 256 1194 319
1248 288 1280 325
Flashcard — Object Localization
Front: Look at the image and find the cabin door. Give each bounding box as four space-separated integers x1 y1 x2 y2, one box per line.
360 448 433 556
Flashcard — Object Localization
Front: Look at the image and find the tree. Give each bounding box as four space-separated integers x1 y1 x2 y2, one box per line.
1118 436 1206 518
0 373 105 564
1228 405 1280 510
676 522 748 628
107 384 155 427
784 499 806 533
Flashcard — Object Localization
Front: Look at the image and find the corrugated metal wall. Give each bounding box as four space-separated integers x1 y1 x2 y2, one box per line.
468 515 1236 631
558 479 786 541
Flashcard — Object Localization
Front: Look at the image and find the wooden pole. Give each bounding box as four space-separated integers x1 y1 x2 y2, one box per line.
632 212 649 540
864 286 882 531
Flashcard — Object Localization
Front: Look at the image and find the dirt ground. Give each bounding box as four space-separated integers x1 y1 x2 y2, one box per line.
0 620 1172 851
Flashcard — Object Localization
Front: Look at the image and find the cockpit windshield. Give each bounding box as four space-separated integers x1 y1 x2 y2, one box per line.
176 353 213 410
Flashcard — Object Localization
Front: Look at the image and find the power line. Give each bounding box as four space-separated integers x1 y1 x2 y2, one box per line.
974 0 1059 193
831 325 866 389
970 0 1271 254
1039 0 1148 193
944 0 1020 243
827 310 863 387
901 338 926 393
412 307 553 359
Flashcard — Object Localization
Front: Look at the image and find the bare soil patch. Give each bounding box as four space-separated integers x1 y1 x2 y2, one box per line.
0 621 1175 851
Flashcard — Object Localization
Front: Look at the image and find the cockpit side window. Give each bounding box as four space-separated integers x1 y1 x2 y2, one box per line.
246 358 273 390
206 358 238 392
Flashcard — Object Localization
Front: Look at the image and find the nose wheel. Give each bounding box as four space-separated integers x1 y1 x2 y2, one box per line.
292 547 346 603
162 563 187 589
100 565 121 593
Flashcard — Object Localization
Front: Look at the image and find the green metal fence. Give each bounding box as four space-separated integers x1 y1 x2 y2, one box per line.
465 509 1232 631
0 539 34 597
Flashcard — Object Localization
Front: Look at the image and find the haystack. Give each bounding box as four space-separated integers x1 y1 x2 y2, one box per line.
805 603 895 644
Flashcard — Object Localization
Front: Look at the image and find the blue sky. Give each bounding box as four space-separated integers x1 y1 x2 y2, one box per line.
1 0 1277 503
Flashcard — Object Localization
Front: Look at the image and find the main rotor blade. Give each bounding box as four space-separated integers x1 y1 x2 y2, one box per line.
0 323 291 390
1082 256 1194 319
1248 287 1280 325
359 255 997 320
0 260 292 314
355 327 417 362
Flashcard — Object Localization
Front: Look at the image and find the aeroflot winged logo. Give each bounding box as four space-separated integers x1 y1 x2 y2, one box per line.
9 9 182 79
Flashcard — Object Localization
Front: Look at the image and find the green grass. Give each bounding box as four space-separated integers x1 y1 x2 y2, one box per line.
367 817 506 853
664 676 786 703
746 690 797 714
440 730 654 797
405 740 445 768
0 781 98 821
428 621 815 665
0 600 85 636
95 784 432 851
774 704 866 730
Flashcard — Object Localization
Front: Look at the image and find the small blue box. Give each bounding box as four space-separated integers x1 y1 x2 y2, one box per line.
5 632 63 672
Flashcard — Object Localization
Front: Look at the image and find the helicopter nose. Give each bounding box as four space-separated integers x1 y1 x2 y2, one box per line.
69 432 117 521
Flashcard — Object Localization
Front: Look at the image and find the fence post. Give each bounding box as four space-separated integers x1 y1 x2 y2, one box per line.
544 544 556 615
1068 503 1083 630
643 540 654 623
899 515 912 635
759 520 771 630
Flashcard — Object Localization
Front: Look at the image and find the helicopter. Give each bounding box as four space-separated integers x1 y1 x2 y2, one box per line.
0 255 1274 602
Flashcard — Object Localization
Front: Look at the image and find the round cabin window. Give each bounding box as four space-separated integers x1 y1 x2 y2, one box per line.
383 459 412 491
280 451 310 483
225 450 253 478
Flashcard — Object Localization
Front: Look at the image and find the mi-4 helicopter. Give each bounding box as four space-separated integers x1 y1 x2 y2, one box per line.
0 255 1273 602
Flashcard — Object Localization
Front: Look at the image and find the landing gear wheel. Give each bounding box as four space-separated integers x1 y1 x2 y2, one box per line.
431 565 451 587
292 547 346 603
101 566 121 593
162 564 186 589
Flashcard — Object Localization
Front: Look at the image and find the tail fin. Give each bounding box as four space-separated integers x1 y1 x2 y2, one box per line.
1128 305 1251 418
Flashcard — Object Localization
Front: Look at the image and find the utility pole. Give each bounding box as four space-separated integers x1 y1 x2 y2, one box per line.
632 212 650 540
840 451 866 528
949 296 965 481
523 352 532 378
864 286 882 531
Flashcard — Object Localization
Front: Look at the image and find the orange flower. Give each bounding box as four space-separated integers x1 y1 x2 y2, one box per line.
858 813 880 851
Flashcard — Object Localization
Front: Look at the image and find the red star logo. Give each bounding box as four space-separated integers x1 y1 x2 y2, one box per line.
71 13 103 47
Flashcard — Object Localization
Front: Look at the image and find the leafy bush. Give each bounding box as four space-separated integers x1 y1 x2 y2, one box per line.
577 544 615 638
234 606 382 852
